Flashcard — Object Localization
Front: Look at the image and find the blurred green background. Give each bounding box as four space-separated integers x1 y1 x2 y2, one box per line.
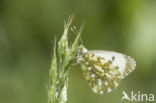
0 0 156 103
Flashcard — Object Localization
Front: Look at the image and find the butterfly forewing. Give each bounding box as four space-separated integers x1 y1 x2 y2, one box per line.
89 50 136 77
80 50 136 94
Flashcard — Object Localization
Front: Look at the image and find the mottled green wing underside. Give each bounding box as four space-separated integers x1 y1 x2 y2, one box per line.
81 50 136 94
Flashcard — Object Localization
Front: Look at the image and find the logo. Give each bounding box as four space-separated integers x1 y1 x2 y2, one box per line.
121 90 154 102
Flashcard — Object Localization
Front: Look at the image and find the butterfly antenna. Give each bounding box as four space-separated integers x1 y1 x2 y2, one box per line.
78 23 85 45
71 26 78 35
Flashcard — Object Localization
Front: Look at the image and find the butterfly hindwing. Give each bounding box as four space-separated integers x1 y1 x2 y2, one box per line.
80 50 136 94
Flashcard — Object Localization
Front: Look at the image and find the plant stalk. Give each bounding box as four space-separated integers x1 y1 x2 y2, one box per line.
48 15 82 103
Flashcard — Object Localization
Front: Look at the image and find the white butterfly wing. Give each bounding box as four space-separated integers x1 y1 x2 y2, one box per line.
80 50 136 94
88 50 136 78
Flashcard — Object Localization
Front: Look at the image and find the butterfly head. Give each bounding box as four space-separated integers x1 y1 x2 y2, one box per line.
77 45 88 63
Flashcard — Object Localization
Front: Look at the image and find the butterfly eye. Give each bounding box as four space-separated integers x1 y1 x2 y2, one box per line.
80 47 84 51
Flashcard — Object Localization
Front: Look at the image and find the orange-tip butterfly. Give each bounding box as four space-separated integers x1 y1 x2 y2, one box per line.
77 45 136 94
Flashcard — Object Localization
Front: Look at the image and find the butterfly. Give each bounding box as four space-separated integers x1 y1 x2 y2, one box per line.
77 45 136 94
